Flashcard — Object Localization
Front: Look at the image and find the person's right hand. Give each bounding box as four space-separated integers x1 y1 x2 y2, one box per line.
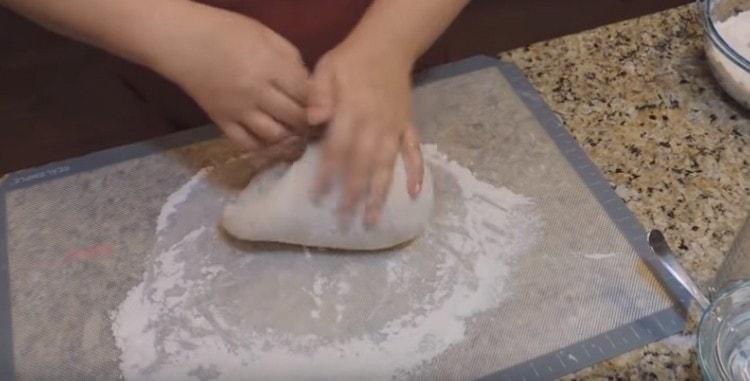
152 4 310 152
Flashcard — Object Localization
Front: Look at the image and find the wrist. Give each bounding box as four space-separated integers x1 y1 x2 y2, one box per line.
132 1 213 81
129 1 252 85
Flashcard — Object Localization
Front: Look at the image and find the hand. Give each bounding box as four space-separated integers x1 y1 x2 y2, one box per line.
307 43 424 226
153 6 310 152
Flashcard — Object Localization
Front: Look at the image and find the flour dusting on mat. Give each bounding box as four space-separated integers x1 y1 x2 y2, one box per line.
584 252 618 260
111 145 542 380
155 168 211 232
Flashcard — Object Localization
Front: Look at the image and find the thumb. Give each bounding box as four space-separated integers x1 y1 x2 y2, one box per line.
401 124 424 198
307 65 335 125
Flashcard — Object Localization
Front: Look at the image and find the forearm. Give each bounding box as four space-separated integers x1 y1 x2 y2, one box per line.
343 0 470 65
0 0 200 71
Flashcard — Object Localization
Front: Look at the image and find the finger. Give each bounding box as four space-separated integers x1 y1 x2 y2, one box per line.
243 111 291 144
258 135 306 167
307 123 326 140
257 87 308 132
401 124 424 198
341 130 378 221
314 110 353 201
365 139 399 227
307 63 336 125
221 121 262 152
270 135 306 162
258 27 309 104
271 60 309 106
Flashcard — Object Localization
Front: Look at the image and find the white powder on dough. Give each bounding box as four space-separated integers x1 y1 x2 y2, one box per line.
707 9 750 108
111 145 542 380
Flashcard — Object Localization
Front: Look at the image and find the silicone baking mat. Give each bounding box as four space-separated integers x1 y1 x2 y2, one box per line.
0 56 689 380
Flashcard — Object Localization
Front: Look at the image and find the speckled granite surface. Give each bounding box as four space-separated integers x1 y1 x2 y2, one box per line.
501 4 750 380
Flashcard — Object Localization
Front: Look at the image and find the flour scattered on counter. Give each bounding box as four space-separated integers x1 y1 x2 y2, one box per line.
111 144 542 380
584 252 618 260
662 333 696 349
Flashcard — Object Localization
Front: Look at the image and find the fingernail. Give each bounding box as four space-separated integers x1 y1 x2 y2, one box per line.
338 209 354 232
311 178 330 204
307 107 328 125
284 135 302 145
364 208 376 229
365 209 381 229
410 182 421 199
312 189 329 205
309 188 321 204
310 187 323 204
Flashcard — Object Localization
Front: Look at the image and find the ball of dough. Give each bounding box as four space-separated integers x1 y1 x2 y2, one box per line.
222 143 434 251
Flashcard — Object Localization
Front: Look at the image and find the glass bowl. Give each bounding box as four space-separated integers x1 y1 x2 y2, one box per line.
698 280 750 380
703 0 750 108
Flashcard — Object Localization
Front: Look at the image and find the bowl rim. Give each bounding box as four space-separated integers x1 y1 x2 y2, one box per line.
696 278 750 380
704 0 750 73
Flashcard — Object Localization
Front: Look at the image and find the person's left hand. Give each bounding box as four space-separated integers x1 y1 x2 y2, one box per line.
307 42 424 226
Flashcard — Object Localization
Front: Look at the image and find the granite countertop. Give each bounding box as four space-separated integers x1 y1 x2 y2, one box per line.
501 4 750 380
2 4 747 379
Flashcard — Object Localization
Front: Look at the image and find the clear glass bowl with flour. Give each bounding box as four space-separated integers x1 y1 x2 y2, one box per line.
704 0 750 108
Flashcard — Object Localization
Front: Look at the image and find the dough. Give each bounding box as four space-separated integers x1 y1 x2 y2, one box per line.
222 143 434 250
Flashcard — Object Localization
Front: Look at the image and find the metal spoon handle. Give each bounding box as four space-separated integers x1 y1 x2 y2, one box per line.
648 230 711 310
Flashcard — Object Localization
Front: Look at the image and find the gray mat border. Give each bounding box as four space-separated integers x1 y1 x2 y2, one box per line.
0 192 11 381
2 126 220 191
479 308 684 381
0 56 689 380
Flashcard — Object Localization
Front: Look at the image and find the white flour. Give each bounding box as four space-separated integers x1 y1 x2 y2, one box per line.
584 252 618 260
707 9 750 107
111 145 542 380
662 333 696 349
156 169 211 232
